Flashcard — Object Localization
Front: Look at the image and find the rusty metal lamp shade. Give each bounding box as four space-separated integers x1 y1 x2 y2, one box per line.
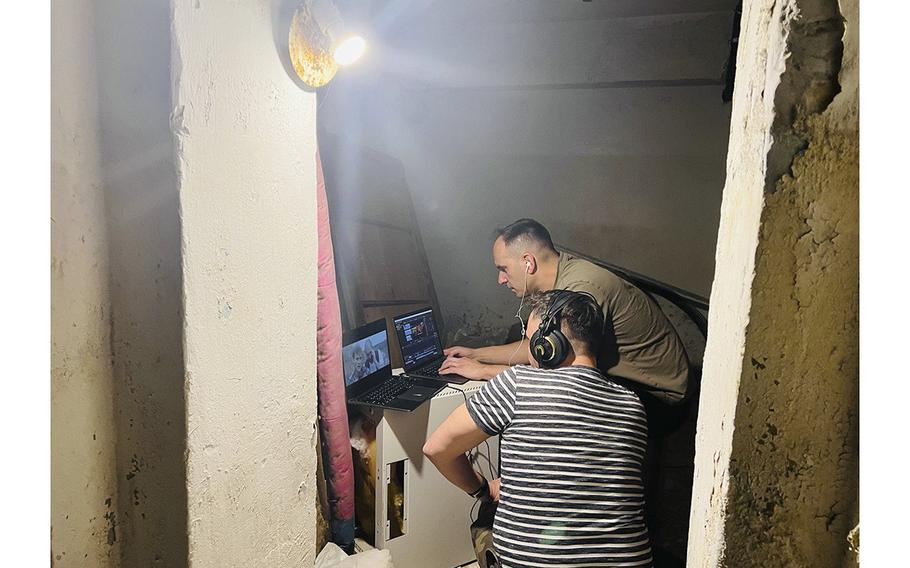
288 1 340 88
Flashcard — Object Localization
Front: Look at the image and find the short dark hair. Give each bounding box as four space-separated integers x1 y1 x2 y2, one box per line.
493 218 557 252
527 290 604 356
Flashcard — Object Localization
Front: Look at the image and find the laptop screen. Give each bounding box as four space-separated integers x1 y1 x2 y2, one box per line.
394 308 443 370
342 323 391 389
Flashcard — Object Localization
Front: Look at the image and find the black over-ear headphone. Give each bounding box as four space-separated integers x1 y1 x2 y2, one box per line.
530 290 598 369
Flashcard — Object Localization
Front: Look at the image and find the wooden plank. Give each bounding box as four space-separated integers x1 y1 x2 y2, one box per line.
319 131 443 350
351 223 436 302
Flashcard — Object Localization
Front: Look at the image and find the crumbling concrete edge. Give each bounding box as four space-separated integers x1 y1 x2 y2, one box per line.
763 0 844 192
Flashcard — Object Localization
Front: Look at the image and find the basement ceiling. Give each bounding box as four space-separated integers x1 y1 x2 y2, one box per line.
397 0 740 24
338 0 739 89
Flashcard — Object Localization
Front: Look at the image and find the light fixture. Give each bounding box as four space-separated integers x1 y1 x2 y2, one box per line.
333 35 366 66
288 0 367 88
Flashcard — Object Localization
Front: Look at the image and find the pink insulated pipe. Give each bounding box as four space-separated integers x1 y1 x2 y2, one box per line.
315 150 355 550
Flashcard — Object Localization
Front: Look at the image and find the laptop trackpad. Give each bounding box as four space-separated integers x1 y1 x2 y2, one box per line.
399 386 438 401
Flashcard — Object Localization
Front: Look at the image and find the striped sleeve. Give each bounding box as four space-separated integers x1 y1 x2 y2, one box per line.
466 368 518 436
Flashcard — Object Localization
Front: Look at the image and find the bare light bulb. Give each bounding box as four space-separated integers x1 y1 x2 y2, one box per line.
333 35 366 66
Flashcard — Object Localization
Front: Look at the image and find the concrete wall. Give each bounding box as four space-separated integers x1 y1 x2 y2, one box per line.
51 1 120 564
688 0 858 565
52 0 187 564
319 4 736 344
381 85 730 344
52 0 321 565
173 1 320 565
93 0 188 565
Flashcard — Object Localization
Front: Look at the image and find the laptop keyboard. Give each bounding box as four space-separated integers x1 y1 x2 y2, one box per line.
361 377 413 405
415 362 443 377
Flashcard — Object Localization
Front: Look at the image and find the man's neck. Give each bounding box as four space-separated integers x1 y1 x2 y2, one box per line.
535 253 560 292
559 351 597 369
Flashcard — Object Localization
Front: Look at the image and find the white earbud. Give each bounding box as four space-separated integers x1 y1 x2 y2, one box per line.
525 261 531 272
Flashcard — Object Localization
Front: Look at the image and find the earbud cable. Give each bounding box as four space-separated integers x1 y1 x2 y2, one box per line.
508 267 530 366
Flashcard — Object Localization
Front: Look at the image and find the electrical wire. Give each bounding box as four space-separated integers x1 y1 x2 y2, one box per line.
448 385 497 481
446 384 500 528
507 267 531 366
316 78 336 112
470 497 481 524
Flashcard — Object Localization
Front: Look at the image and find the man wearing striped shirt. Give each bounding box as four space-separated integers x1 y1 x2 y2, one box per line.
424 290 652 567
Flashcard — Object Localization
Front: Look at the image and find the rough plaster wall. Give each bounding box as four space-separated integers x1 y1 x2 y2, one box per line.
51 1 120 564
172 1 319 565
688 0 858 566
399 9 733 345
319 9 735 344
93 0 189 565
400 133 730 346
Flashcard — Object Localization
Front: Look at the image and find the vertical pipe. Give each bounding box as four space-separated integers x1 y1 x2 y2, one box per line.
315 150 355 552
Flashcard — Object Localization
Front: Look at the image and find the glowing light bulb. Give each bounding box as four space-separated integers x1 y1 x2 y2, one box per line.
333 35 366 66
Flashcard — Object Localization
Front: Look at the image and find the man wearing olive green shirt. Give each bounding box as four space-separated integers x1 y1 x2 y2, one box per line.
439 218 689 405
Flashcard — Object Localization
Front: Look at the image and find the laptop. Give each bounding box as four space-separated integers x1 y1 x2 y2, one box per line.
342 318 444 412
392 307 470 385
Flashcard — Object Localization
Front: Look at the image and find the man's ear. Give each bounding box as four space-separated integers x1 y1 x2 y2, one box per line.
523 253 536 274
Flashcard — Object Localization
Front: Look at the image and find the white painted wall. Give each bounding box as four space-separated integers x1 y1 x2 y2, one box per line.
172 1 319 565
51 1 120 564
320 6 734 343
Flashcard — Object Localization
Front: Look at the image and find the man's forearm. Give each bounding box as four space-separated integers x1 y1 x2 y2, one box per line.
475 363 509 380
474 341 530 366
424 405 492 495
428 452 485 495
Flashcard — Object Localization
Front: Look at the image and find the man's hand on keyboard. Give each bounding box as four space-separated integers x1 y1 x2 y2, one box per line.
443 345 476 359
439 355 499 381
